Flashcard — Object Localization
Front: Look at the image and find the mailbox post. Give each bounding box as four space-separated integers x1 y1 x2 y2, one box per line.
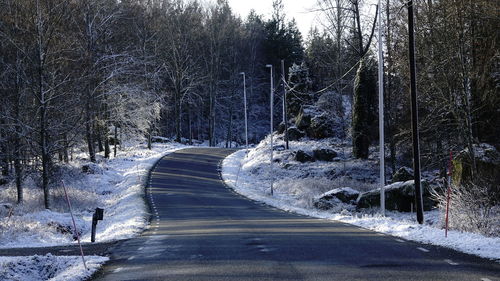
91 208 104 243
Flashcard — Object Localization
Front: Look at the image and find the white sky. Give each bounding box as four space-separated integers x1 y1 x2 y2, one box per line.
226 0 320 37
225 0 378 39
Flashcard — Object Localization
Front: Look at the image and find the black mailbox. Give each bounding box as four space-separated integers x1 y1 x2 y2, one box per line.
91 208 104 242
94 208 104 221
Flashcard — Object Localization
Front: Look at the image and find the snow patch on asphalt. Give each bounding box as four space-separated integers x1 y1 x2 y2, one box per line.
222 149 500 262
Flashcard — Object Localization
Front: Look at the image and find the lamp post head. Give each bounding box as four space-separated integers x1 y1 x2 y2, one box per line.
239 72 245 75
265 64 272 68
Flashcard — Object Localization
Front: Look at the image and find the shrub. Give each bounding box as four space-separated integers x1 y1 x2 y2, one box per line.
432 181 499 237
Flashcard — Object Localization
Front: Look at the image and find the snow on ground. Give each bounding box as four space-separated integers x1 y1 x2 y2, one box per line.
0 141 186 248
0 254 108 281
222 138 500 262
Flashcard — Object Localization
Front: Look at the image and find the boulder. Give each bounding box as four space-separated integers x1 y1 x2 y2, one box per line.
108 137 120 145
273 145 285 151
0 177 8 186
307 113 336 139
277 122 286 134
81 163 103 175
313 187 359 210
392 167 414 182
294 150 315 163
287 127 305 141
453 143 500 188
151 136 171 143
0 203 12 217
295 109 312 130
356 180 436 212
313 149 338 162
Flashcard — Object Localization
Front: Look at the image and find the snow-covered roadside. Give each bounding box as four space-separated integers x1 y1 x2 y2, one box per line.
0 142 186 248
0 254 108 281
222 149 500 262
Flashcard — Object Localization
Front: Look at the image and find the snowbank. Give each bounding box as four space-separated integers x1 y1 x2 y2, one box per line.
0 254 108 281
222 148 500 262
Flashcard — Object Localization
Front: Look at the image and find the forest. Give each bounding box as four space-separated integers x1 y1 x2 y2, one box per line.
0 0 498 212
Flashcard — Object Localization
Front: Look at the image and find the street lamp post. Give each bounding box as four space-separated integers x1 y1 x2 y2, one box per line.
266 64 274 196
377 0 385 216
240 72 249 154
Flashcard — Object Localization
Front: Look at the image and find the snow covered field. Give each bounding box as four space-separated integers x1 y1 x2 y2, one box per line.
0 142 186 280
0 142 185 248
0 254 108 281
221 137 500 262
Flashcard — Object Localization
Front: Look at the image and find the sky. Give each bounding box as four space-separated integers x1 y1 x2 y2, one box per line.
226 0 320 37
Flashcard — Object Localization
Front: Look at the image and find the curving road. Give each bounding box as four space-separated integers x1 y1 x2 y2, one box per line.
92 148 499 281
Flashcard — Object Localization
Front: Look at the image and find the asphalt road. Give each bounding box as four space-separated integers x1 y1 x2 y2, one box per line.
92 148 499 281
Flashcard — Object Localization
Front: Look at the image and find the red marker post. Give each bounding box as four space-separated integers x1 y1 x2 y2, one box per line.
445 150 453 238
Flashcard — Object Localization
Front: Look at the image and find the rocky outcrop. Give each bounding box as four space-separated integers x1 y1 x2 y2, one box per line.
313 187 359 210
307 114 336 139
356 180 436 212
82 163 103 175
294 150 315 163
392 167 413 182
295 107 338 140
313 149 338 162
0 177 8 186
287 127 305 141
295 109 312 131
453 143 500 186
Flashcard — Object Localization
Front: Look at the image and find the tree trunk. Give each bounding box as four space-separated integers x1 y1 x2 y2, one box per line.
86 96 96 162
175 90 181 143
114 125 118 157
40 98 50 209
147 125 152 150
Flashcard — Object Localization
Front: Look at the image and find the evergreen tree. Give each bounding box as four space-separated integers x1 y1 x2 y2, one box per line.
352 57 377 159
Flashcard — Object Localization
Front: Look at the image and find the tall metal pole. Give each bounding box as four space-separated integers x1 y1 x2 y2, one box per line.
377 0 385 216
266 64 274 196
240 72 249 153
407 0 424 224
281 60 289 149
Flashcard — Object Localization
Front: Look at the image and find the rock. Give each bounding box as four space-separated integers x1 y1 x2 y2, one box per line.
108 137 120 145
356 180 436 212
277 122 286 134
151 136 171 143
307 113 336 139
294 150 315 163
0 203 12 217
287 127 305 141
81 163 103 175
0 177 8 185
48 221 82 240
392 167 414 182
295 109 312 130
313 187 359 210
313 149 338 161
273 145 285 151
314 196 342 210
453 143 500 189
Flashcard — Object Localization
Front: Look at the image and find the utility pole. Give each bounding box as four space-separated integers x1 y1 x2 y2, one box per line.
281 60 289 149
266 64 274 196
377 0 385 216
407 0 424 224
240 72 249 154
